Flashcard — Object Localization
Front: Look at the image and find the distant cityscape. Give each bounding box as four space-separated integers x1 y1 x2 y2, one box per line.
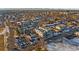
0 9 79 51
